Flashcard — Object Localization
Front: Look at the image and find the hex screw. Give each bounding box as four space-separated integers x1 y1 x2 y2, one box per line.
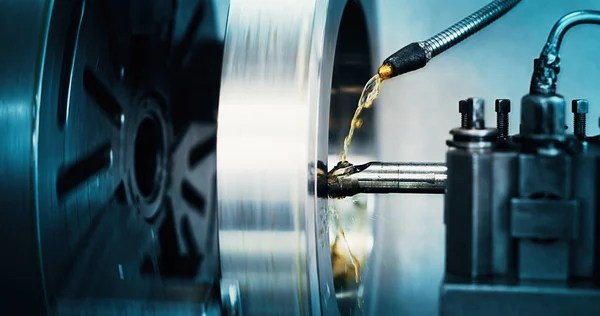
495 99 511 139
571 99 588 139
459 99 470 128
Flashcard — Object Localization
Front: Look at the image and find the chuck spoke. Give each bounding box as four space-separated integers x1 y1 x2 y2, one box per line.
172 1 206 67
181 179 206 215
83 67 124 128
188 135 216 168
56 143 113 199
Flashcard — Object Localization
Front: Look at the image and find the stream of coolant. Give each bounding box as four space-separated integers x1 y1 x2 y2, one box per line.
330 73 385 311
338 74 383 162
339 228 361 283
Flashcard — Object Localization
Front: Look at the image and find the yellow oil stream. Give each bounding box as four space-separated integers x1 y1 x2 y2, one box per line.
339 228 361 283
330 73 386 311
338 74 384 162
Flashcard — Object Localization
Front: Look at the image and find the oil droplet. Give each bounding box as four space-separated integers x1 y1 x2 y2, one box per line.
353 119 363 129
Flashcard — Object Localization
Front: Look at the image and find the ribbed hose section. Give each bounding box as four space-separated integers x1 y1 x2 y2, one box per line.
420 0 521 59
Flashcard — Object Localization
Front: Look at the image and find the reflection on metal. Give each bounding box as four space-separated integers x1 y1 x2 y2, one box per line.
328 162 447 197
328 186 375 312
220 279 243 316
327 1 376 314
217 0 374 315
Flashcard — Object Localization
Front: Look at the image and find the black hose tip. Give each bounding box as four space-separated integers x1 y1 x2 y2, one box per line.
382 42 428 78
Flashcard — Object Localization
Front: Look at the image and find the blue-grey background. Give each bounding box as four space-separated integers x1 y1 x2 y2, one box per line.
371 1 600 315
212 1 600 315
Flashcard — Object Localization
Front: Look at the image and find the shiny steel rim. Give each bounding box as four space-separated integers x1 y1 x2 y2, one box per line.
217 0 374 315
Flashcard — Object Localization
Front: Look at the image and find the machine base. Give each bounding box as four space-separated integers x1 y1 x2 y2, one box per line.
441 277 600 316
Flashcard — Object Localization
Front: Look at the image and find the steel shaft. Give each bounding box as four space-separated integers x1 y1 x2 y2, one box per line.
328 162 447 197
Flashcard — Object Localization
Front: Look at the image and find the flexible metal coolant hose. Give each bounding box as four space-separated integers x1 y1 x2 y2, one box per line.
530 10 600 94
378 0 521 79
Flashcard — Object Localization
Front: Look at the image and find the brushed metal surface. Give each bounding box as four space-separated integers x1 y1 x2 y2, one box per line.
216 0 375 315
0 1 51 314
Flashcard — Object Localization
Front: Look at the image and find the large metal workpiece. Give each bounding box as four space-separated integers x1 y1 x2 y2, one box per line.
217 0 377 315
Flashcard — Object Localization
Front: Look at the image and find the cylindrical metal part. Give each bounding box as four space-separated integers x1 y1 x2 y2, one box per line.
574 113 587 138
495 99 511 139
328 162 447 197
572 99 588 139
497 113 509 139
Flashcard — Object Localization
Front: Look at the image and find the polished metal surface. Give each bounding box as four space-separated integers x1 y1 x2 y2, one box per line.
0 1 50 313
217 0 374 315
220 279 243 316
328 162 446 197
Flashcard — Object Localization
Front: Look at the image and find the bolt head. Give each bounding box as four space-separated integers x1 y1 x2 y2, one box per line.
495 99 511 113
572 99 589 114
459 100 469 114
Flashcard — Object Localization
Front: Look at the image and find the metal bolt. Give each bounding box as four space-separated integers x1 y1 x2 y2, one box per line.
468 98 485 129
459 99 470 128
571 99 588 138
220 279 242 316
495 99 511 139
118 264 124 280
